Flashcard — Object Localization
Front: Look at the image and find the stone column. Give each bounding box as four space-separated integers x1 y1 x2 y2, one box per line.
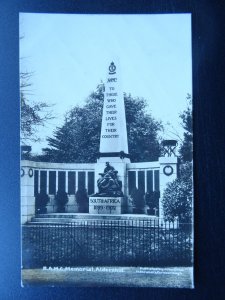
65 171 68 193
75 171 78 192
159 156 178 218
21 164 35 224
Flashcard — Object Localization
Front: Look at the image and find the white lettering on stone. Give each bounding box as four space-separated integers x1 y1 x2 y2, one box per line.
105 117 117 121
90 197 121 204
105 129 117 132
107 78 117 83
101 135 119 138
106 93 117 97
106 110 117 114
106 105 116 109
99 60 129 154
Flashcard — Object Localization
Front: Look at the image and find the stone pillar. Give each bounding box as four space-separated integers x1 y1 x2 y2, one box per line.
65 171 68 193
159 156 178 218
21 165 35 224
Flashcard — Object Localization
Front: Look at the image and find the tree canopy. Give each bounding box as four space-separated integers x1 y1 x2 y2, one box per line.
20 71 54 144
162 162 193 222
41 84 162 163
179 94 192 162
162 94 193 223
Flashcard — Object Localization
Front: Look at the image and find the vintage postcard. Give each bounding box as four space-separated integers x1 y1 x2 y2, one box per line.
20 13 193 288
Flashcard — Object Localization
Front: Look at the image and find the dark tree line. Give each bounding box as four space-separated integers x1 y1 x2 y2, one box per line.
178 93 192 162
38 84 163 163
20 69 54 144
162 94 193 223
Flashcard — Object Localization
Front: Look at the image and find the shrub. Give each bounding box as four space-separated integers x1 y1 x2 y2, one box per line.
145 191 160 215
162 162 193 222
35 192 50 214
130 187 145 214
55 191 68 213
76 189 89 213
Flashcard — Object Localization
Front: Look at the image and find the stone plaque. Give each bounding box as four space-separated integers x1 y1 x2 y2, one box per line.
89 197 124 214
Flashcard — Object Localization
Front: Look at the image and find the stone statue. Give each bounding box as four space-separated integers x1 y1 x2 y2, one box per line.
104 162 115 174
95 162 123 197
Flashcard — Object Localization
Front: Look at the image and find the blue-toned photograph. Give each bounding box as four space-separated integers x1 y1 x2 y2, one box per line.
20 13 193 288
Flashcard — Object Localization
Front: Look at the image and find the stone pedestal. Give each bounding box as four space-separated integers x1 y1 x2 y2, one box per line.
89 197 125 214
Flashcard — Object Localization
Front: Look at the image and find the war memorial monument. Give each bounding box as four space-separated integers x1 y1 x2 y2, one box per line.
20 12 193 288
21 61 178 223
21 61 192 289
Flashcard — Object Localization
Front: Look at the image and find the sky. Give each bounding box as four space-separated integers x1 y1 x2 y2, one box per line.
20 13 192 154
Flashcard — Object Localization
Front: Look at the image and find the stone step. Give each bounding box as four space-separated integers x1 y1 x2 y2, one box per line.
31 217 75 223
25 214 178 228
31 217 158 224
35 213 157 220
27 220 161 228
27 214 161 227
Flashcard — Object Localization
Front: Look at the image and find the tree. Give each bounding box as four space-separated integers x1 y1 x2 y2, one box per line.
20 70 54 144
42 84 104 163
162 95 193 222
179 94 192 162
42 84 162 163
162 162 193 223
125 94 162 162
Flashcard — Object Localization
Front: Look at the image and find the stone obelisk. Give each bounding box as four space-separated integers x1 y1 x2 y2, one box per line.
98 60 130 163
90 60 130 214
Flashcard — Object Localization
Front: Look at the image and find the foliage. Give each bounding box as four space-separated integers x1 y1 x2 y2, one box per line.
42 84 162 163
130 187 145 213
179 94 193 162
162 95 193 222
162 162 193 222
35 192 50 214
125 94 162 162
54 191 69 213
75 189 89 213
145 191 160 215
20 70 54 144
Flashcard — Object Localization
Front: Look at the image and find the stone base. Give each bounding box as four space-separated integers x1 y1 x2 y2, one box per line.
89 197 125 214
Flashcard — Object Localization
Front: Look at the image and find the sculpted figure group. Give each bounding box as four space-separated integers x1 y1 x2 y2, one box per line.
95 162 123 197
